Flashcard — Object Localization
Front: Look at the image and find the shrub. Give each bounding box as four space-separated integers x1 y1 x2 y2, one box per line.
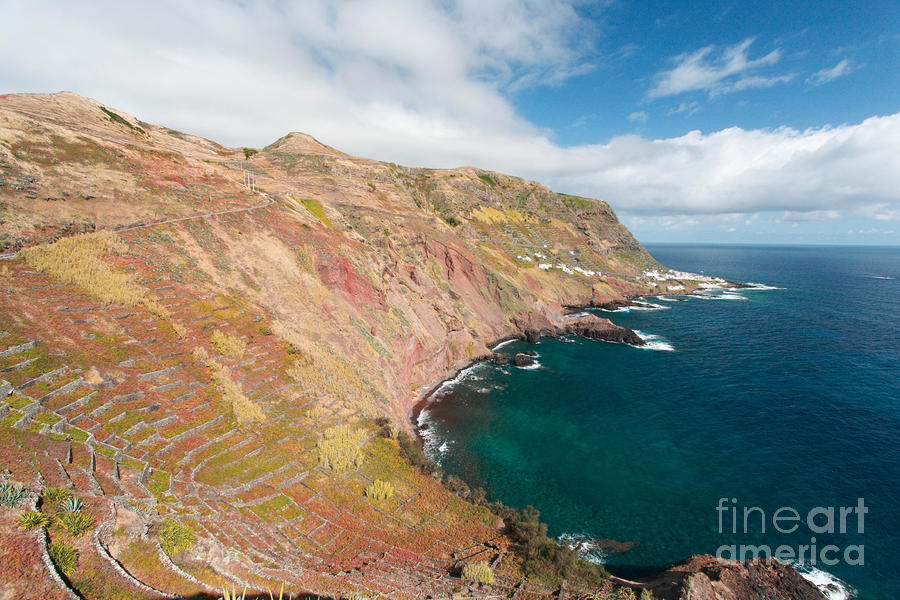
495 504 608 586
0 481 27 507
56 511 94 537
159 518 196 556
445 475 470 498
18 510 51 530
242 147 258 159
461 561 494 583
100 106 145 134
640 589 655 600
258 324 272 336
299 198 332 228
49 542 78 575
364 479 394 501
172 322 188 338
316 424 366 472
210 329 246 359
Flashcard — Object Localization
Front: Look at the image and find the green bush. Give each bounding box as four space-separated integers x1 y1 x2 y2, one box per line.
18 510 51 530
495 504 608 587
49 542 78 575
242 147 259 159
0 481 27 507
461 561 494 583
56 511 94 537
159 518 196 556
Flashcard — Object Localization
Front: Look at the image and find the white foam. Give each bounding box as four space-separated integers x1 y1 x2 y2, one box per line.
416 407 444 462
558 533 608 565
865 275 894 280
792 563 854 600
634 330 675 351
491 339 516 351
438 441 449 453
744 282 786 290
432 363 486 398
566 311 591 318
600 301 669 313
655 295 681 302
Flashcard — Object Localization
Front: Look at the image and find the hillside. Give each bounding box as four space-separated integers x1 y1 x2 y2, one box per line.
0 92 814 600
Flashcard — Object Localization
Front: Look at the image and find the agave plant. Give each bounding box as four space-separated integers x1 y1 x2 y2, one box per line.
58 495 84 513
0 481 27 507
222 585 247 600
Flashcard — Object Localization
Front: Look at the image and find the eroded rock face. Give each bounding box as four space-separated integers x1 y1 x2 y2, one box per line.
646 556 827 600
513 353 535 367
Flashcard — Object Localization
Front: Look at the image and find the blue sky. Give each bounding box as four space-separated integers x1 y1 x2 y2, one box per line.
1 0 899 244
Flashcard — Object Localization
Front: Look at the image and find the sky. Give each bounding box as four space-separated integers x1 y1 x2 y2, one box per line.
1 0 899 244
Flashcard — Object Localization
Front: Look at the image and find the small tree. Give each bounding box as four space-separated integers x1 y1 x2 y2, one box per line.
242 147 258 159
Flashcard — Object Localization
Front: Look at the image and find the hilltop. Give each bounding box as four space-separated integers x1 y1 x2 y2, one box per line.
0 92 824 600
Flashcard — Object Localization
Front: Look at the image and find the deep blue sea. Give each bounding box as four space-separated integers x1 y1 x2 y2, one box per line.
419 245 900 600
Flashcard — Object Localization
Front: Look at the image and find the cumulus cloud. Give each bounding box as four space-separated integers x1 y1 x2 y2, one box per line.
0 0 898 236
807 59 855 85
647 38 793 99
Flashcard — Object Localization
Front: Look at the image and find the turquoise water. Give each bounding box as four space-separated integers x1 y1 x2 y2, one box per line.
419 245 900 599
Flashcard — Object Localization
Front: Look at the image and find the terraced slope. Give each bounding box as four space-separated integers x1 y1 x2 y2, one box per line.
0 92 716 599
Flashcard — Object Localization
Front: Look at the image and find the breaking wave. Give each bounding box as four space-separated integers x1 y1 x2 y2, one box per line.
793 563 855 600
558 533 608 565
634 330 675 351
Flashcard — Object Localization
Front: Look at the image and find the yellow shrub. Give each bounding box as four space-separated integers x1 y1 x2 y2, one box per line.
461 561 494 583
316 424 366 472
194 348 263 426
210 329 246 359
172 322 187 339
19 231 167 317
364 479 394 501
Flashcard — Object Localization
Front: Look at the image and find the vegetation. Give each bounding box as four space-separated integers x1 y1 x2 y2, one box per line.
17 510 51 530
49 542 79 576
42 486 73 505
316 424 366 472
242 147 258 159
0 481 27 507
364 479 394 501
210 329 246 358
397 431 441 477
461 561 494 583
299 197 332 228
159 518 196 556
19 231 169 317
58 495 84 514
100 106 146 134
193 347 264 426
56 511 94 537
495 504 608 586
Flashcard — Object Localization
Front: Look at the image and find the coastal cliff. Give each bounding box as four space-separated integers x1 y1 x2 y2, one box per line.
0 93 819 599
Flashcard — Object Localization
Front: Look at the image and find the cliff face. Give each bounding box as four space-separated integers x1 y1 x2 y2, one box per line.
0 93 812 600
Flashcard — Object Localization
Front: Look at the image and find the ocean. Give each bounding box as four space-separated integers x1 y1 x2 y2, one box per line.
417 245 900 600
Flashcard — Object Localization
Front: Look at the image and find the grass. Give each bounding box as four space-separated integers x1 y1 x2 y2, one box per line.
193 347 264 426
42 486 73 505
18 510 51 530
316 424 366 472
0 481 27 507
49 542 78 576
19 231 169 317
210 329 246 358
299 198 332 228
364 479 394 501
461 561 494 583
158 518 196 556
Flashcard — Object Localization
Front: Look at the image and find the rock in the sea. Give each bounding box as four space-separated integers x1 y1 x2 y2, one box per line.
563 314 644 346
490 353 510 365
523 350 538 357
513 353 535 367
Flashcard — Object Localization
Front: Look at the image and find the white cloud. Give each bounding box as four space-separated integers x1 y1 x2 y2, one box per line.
0 0 898 238
807 59 855 85
627 111 648 123
647 38 792 99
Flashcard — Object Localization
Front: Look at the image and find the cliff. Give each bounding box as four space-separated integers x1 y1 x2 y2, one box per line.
0 92 820 599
